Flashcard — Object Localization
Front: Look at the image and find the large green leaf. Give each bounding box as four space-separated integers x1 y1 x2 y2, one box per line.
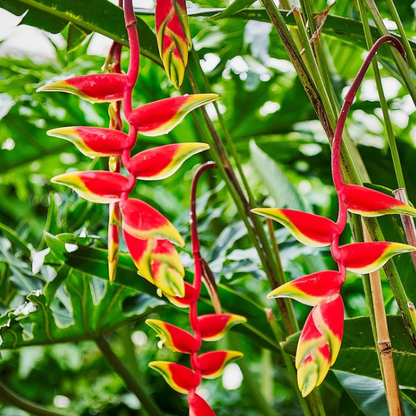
0 0 160 63
0 267 164 348
43 232 280 352
283 315 416 388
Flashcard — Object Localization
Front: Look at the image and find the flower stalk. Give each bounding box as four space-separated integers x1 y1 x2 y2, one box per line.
253 35 416 397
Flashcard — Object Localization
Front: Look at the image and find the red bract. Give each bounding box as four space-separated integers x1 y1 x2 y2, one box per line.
130 143 210 180
129 94 219 136
339 184 416 217
252 208 337 247
37 74 126 103
47 127 128 158
199 313 247 341
51 171 131 203
188 393 216 416
253 36 416 397
197 350 243 379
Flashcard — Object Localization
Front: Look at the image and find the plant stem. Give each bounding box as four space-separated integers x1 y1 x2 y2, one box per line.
119 325 142 381
0 381 76 416
393 188 416 271
363 224 403 416
229 333 282 416
95 336 163 416
358 0 406 189
385 0 416 73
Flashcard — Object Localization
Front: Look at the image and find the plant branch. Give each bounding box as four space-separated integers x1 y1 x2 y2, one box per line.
95 336 163 416
0 381 76 416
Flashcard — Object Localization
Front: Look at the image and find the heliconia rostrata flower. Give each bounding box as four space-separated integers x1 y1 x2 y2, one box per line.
147 162 245 415
253 35 416 397
39 1 244 413
155 0 192 89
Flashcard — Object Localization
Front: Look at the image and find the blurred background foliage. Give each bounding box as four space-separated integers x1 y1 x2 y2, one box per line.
1 0 416 415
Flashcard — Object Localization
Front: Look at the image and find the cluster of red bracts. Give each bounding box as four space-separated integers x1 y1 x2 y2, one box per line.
39 2 245 414
253 38 416 396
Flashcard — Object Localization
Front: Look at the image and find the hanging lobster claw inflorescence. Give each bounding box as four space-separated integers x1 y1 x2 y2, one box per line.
39 0 217 298
147 162 246 415
253 35 416 397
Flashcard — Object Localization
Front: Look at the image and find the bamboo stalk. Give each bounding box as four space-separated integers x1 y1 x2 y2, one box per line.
393 188 416 271
363 224 403 416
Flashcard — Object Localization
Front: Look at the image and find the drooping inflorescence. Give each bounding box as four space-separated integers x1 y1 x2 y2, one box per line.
147 162 246 415
38 0 217 299
253 35 416 397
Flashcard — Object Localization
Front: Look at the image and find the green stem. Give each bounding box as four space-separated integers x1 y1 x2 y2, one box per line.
359 0 406 189
385 0 416 73
118 325 142 382
95 336 162 416
365 0 416 106
0 381 76 416
229 333 281 416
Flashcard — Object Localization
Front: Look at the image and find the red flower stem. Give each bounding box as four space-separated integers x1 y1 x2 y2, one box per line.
331 36 405 286
331 35 406 192
119 0 139 195
188 161 217 396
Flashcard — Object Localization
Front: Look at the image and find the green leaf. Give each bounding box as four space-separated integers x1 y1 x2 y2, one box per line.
0 0 160 63
283 315 416 388
0 270 164 348
44 232 280 352
250 140 307 211
210 0 256 20
67 23 89 53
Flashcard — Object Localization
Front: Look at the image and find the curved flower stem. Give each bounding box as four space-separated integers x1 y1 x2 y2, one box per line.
358 0 406 189
0 380 76 416
95 336 163 416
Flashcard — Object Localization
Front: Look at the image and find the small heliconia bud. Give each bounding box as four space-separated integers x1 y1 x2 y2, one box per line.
252 208 337 247
123 230 155 283
121 198 185 247
188 393 216 416
312 296 344 365
130 143 210 180
198 313 247 342
51 171 130 203
267 271 344 306
339 184 416 217
297 344 331 397
197 350 243 379
295 311 331 397
37 74 126 103
47 127 128 158
108 202 121 284
337 241 416 274
146 319 201 353
155 0 192 89
129 94 219 137
151 261 185 297
148 362 199 394
165 281 198 308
